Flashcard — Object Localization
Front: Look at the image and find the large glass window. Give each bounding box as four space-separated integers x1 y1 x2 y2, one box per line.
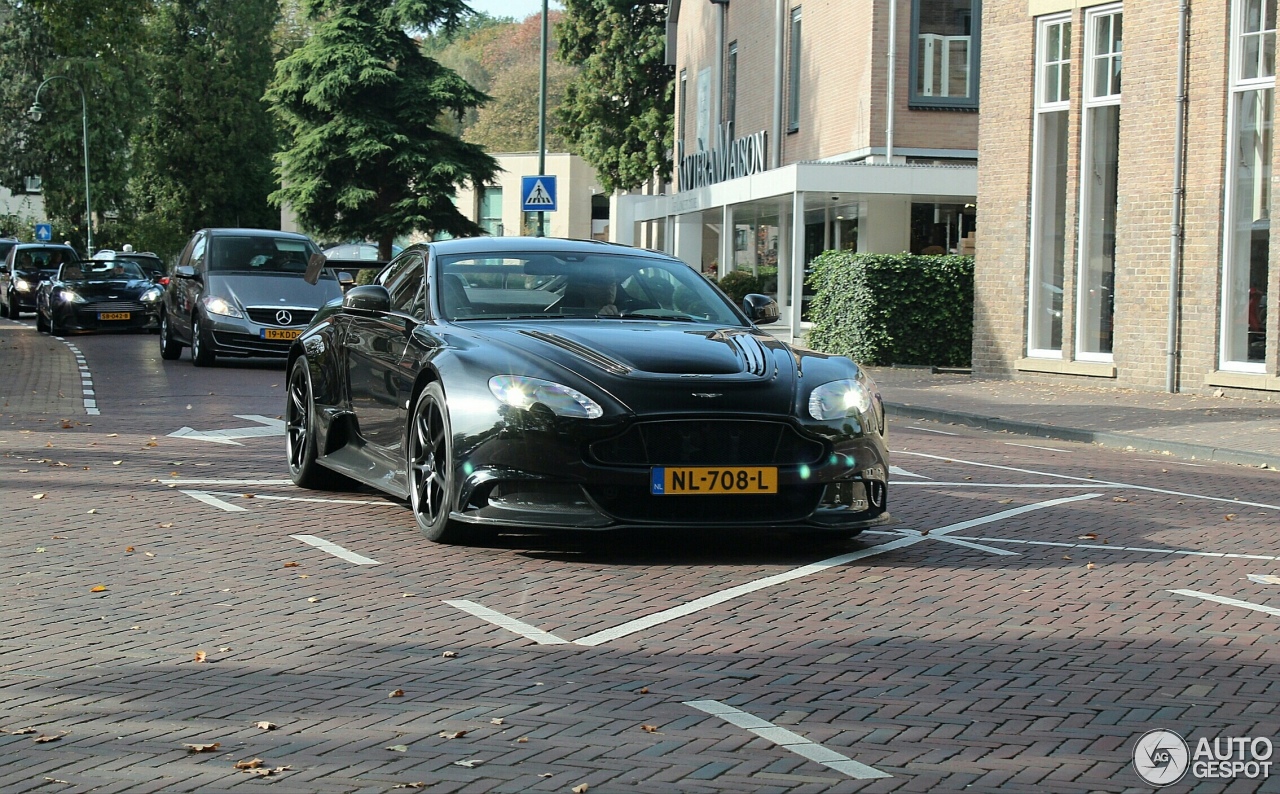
1077 7 1121 359
479 186 503 236
788 8 802 132
1222 0 1275 369
911 0 980 108
678 69 688 150
726 41 738 130
1028 16 1071 356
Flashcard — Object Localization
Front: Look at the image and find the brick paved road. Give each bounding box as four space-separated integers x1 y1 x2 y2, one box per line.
2 320 1279 793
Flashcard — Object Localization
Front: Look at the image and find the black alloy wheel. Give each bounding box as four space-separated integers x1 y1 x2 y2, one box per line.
285 356 352 490
7 295 18 319
158 312 182 360
408 381 464 543
190 312 215 366
49 306 65 336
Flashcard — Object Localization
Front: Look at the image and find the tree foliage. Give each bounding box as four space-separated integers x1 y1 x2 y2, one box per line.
556 0 672 192
266 0 498 257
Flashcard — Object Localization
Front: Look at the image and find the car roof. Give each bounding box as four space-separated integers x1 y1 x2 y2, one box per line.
203 228 313 240
418 236 674 262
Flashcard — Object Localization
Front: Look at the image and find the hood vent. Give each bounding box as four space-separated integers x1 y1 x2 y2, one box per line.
728 333 770 376
520 330 632 375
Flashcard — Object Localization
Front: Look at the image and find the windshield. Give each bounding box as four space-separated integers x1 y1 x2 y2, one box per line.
437 251 744 326
73 261 145 280
13 247 74 272
208 236 317 274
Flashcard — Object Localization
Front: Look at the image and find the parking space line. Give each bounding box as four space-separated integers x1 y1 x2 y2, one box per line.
213 491 388 506
891 482 1122 488
903 426 958 435
949 535 1280 561
571 494 1099 647
889 466 929 479
895 450 1280 511
1005 442 1071 452
932 536 1019 556
179 490 248 512
684 701 891 780
166 479 295 485
444 600 570 644
291 534 381 565
1169 589 1280 618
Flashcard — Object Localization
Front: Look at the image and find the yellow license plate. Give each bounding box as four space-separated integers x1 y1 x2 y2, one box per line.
98 312 131 321
263 328 302 340
651 466 778 495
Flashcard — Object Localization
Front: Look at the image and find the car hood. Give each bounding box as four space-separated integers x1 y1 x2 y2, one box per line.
468 320 800 415
213 274 342 309
69 279 154 298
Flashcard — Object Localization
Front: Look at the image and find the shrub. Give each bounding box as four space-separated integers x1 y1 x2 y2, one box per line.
805 251 974 367
716 269 763 304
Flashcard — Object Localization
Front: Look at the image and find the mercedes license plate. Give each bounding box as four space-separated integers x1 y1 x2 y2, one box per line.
263 328 302 340
651 466 778 495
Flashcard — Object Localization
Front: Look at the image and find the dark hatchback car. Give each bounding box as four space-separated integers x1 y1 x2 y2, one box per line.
285 236 890 544
1 243 79 319
36 259 163 335
158 228 342 366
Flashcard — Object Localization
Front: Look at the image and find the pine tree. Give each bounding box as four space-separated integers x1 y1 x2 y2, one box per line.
266 0 498 257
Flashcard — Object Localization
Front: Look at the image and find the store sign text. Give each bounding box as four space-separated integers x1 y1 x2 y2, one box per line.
677 126 768 191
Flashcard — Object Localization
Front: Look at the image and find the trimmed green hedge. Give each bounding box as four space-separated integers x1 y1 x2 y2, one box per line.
805 252 974 367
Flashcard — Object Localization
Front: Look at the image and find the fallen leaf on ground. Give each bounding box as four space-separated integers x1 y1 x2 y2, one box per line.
1112 497 1129 503
244 766 292 777
255 721 276 730
386 744 409 753
193 651 207 663
438 730 467 739
112 461 121 465
219 647 231 652
184 742 220 753
453 759 484 768
90 585 106 593
298 574 309 579
4 727 37 735
641 725 659 733
242 494 255 499
125 546 134 553
159 523 172 528
145 552 155 558
1226 514 1237 521
572 784 589 793
1078 533 1097 540
107 433 118 437
234 759 264 770
87 509 97 514
1062 556 1072 561
52 536 66 539
638 687 649 694
490 718 504 725
35 548 44 553
43 778 70 785
1086 562 1096 570
32 493 45 499
538 772 552 777
997 498 1014 504
389 689 404 698
283 562 299 568
34 731 69 743
392 784 427 790
307 597 319 603
442 650 457 658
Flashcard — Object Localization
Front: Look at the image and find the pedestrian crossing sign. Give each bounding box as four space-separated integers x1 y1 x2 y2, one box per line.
521 175 558 212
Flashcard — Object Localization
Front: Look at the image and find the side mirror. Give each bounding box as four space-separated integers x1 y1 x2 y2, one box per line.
742 293 780 325
337 271 354 289
342 284 390 314
175 264 197 280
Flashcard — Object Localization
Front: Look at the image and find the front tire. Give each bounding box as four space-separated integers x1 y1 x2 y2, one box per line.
158 312 182 360
190 312 215 366
7 295 19 319
286 356 353 490
36 309 48 333
49 308 65 336
408 381 465 543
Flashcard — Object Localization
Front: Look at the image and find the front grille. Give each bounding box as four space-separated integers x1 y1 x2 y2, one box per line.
591 420 824 466
245 307 315 326
86 300 145 313
587 483 824 524
211 331 292 355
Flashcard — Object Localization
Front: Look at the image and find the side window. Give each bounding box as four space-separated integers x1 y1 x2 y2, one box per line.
190 234 207 271
385 253 425 317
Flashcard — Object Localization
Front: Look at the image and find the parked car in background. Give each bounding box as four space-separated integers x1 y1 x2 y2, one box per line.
157 228 341 366
0 237 19 265
284 237 889 545
92 247 168 285
321 242 402 292
36 259 162 335
0 243 79 319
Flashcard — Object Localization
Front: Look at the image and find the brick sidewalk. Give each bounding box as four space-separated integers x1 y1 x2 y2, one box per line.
0 320 85 418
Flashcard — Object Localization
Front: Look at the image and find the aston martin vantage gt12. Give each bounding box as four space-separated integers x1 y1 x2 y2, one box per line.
36 259 162 334
286 237 889 543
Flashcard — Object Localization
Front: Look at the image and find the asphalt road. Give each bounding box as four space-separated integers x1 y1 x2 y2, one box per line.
2 320 1279 793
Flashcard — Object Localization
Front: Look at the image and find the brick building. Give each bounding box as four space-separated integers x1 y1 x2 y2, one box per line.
618 0 980 341
977 0 1280 397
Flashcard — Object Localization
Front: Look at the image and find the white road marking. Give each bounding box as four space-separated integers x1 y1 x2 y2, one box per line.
444 600 570 644
895 450 1280 511
1005 442 1070 452
570 494 1100 647
50 340 100 415
904 426 958 435
1169 589 1280 618
891 482 1122 488
684 701 891 780
222 493 388 506
1137 459 1209 467
167 415 285 445
291 534 380 565
932 536 1020 556
165 479 295 485
888 466 929 479
949 535 1280 561
179 490 248 512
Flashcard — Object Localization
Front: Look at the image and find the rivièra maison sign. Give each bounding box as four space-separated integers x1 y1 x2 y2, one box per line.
677 125 768 192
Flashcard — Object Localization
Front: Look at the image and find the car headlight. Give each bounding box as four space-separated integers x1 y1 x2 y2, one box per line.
489 375 603 419
809 378 873 420
60 289 86 304
202 295 243 318
141 287 163 303
14 278 32 292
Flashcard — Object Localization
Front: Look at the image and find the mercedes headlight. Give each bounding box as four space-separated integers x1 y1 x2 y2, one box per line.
203 295 243 318
809 377 873 420
14 278 32 292
141 287 163 303
60 289 86 304
489 375 603 419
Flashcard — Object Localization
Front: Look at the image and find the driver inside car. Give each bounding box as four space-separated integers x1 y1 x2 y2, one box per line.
578 269 620 316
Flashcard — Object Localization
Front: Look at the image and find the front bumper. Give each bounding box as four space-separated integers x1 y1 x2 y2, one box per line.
58 303 159 332
206 314 307 358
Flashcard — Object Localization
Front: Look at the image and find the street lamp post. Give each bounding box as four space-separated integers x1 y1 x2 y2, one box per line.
28 75 93 256
536 0 548 237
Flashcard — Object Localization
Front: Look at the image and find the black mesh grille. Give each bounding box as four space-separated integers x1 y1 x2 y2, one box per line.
587 483 824 524
246 307 315 326
591 421 824 466
85 301 145 313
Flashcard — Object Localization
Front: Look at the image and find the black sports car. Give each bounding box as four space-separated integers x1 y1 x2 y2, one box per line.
286 237 890 543
36 259 163 335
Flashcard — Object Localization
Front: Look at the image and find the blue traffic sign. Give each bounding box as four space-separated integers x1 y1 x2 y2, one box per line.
35 223 52 241
521 175 558 213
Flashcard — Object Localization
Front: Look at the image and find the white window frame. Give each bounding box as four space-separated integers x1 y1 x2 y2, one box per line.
788 7 802 132
1027 13 1073 359
1219 0 1276 372
1075 4 1122 363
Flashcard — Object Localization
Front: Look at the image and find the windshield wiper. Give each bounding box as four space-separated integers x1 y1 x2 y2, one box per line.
613 312 698 322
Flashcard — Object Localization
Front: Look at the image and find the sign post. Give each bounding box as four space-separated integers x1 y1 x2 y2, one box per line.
521 176 558 233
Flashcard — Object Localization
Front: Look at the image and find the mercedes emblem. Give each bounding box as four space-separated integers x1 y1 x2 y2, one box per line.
275 309 293 325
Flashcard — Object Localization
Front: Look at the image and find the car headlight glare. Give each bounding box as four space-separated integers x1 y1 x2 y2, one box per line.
60 289 86 304
809 378 873 420
141 287 163 303
14 278 32 292
203 296 243 318
489 375 603 419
